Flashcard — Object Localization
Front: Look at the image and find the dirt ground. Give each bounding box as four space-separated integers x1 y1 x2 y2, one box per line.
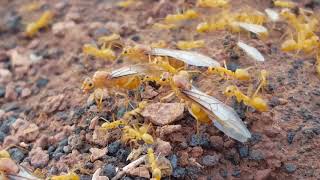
1 0 320 179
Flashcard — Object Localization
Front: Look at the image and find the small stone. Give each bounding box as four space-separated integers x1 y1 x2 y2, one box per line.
0 131 6 142
52 21 76 37
157 125 182 138
36 78 49 88
102 164 116 178
8 148 25 163
43 94 64 113
264 127 279 138
284 163 296 173
128 166 150 178
254 169 272 180
287 131 295 144
3 135 18 147
189 134 210 148
108 141 121 155
0 69 12 84
178 151 189 166
0 86 5 97
29 147 49 168
249 150 264 161
59 138 69 147
0 158 19 174
4 13 21 32
90 147 107 162
105 21 121 33
155 139 172 156
116 148 130 162
250 133 262 144
219 169 228 178
232 169 241 177
225 149 240 165
169 154 178 169
238 145 249 158
53 152 64 160
141 103 184 125
131 35 140 42
21 88 32 98
63 146 71 154
191 147 203 158
209 136 224 151
172 167 186 178
5 83 18 100
92 128 109 146
68 135 83 150
65 12 81 22
89 116 99 130
92 27 110 39
84 162 94 169
17 123 39 141
201 155 220 167
9 48 30 68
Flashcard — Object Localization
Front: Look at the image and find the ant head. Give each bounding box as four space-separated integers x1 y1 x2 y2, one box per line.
208 67 217 72
160 72 170 83
81 77 94 93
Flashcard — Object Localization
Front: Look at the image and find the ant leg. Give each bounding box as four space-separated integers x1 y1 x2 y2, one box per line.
252 82 263 97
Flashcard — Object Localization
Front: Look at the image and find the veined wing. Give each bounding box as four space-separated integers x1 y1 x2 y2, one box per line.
183 86 251 142
110 64 165 78
150 48 221 67
237 41 265 62
265 8 279 22
235 22 268 35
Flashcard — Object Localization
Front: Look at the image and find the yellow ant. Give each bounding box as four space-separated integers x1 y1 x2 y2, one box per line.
117 0 136 8
207 65 251 81
164 9 199 24
122 124 154 144
152 23 177 30
151 40 167 48
25 10 54 37
196 0 229 8
252 70 268 97
273 0 297 9
147 148 162 180
82 44 116 61
176 40 205 50
98 33 122 49
50 172 80 180
224 85 268 112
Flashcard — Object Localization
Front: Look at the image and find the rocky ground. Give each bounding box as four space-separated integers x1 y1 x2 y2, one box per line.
1 0 320 179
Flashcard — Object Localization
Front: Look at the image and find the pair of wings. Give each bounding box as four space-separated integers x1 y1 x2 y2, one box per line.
110 64 251 142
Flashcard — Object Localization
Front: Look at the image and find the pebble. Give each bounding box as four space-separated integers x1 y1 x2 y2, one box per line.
128 166 150 178
287 131 295 144
169 154 178 169
84 162 94 169
155 139 172 156
209 136 224 151
8 148 25 163
68 135 83 150
249 150 264 161
0 69 12 84
116 148 130 162
189 134 210 148
43 94 65 113
225 149 240 165
102 164 116 178
172 167 186 178
92 27 110 39
191 147 203 158
0 131 6 142
63 146 71 154
219 169 228 178
92 128 109 146
36 78 49 88
250 133 262 144
90 147 107 162
0 86 5 97
254 169 272 180
158 125 182 138
201 155 220 167
232 169 241 177
21 88 32 98
29 147 49 168
108 141 121 155
0 158 19 174
284 163 296 173
80 175 92 180
131 35 140 42
4 12 22 32
59 138 69 147
53 152 64 160
141 103 184 125
238 145 249 158
2 102 19 112
52 21 76 37
5 83 18 100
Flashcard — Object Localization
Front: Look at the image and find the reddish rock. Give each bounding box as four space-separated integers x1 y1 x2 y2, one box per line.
178 151 189 167
89 116 99 130
34 135 49 148
29 147 49 168
128 166 150 178
17 123 39 142
9 48 31 68
0 158 19 174
141 85 159 99
0 69 12 84
141 103 184 125
92 128 109 146
155 138 172 156
11 118 29 131
157 125 182 138
264 127 279 138
52 21 76 37
191 146 203 158
254 169 272 180
90 147 107 162
43 94 65 113
210 136 224 151
21 88 32 98
3 135 19 147
5 83 18 100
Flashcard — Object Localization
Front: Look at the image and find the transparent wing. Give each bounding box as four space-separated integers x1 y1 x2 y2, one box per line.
265 8 279 22
235 22 268 35
183 86 251 142
237 41 265 62
110 64 165 78
150 48 221 67
8 165 41 180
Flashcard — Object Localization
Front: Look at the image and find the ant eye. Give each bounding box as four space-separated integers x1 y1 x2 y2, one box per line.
88 83 93 87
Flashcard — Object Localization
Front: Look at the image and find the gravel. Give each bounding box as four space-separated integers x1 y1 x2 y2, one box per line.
172 167 186 178
238 145 249 158
169 154 178 169
249 150 264 161
8 148 26 163
287 131 295 144
108 141 121 155
201 155 220 166
36 78 49 88
284 163 297 173
0 86 5 97
189 134 210 148
102 164 116 178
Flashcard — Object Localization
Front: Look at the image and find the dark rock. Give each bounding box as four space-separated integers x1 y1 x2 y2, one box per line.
92 28 110 38
84 162 94 169
227 62 239 72
4 12 22 32
123 177 133 180
36 78 49 88
172 167 186 178
131 35 140 42
0 86 5 97
186 166 200 178
116 106 127 119
102 164 116 178
201 155 220 167
63 146 71 154
55 111 68 121
231 99 246 119
8 148 25 163
2 102 19 112
79 143 91 153
80 175 92 180
189 134 210 148
284 163 296 173
250 133 262 144
0 131 6 142
249 150 264 161
287 131 295 144
232 169 241 177
58 138 69 147
49 166 58 175
169 154 178 169
47 146 56 155
0 117 16 134
108 141 121 155
238 145 249 158
53 152 64 160
116 148 130 162
269 97 281 107
225 150 240 165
